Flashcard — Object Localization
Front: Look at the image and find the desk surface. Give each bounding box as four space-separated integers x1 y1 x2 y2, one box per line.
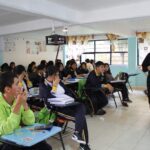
0 123 61 147
63 78 80 85
128 73 139 77
110 80 126 83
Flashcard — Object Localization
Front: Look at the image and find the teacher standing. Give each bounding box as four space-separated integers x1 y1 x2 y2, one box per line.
142 53 150 104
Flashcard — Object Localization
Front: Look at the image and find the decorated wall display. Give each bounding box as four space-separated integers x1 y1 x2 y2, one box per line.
26 40 46 54
5 40 16 52
0 37 16 52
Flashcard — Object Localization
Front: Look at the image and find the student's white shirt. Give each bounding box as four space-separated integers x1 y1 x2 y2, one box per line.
45 79 73 100
45 79 75 104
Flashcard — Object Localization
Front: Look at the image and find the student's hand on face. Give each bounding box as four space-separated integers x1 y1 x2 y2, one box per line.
147 66 150 71
24 72 29 81
53 76 60 86
16 89 27 105
21 91 27 103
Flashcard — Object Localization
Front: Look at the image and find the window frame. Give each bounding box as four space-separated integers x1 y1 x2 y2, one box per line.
81 38 128 65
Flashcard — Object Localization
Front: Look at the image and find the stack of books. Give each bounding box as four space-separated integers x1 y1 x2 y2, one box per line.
48 94 74 105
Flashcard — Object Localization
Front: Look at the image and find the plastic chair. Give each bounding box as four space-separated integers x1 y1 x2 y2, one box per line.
119 72 133 92
77 79 95 116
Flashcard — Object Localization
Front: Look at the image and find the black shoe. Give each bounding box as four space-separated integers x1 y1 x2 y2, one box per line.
80 144 91 150
124 99 132 103
122 101 128 107
96 109 106 115
72 132 86 144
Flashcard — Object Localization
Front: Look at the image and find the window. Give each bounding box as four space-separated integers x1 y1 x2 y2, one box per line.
65 39 128 65
95 53 110 63
96 41 110 52
111 53 128 65
111 40 128 64
81 54 94 62
84 41 94 52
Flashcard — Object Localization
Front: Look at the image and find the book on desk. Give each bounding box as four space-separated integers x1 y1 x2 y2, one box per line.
48 94 74 106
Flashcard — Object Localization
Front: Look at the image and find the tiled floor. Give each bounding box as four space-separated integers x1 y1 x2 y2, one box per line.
47 89 150 150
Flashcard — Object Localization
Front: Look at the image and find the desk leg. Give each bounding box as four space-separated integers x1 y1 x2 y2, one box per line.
59 132 65 150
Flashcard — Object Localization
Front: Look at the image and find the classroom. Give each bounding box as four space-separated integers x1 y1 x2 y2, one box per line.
0 0 150 150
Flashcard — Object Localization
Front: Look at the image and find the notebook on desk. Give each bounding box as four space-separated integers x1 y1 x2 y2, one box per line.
110 80 126 83
0 123 61 147
66 78 80 83
48 94 74 106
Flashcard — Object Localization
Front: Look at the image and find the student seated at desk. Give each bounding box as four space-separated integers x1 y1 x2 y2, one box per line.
104 63 132 104
9 61 16 73
0 72 52 150
14 65 33 92
55 62 71 80
85 59 94 72
29 65 45 87
39 66 91 150
65 61 85 78
27 61 36 75
1 63 10 73
86 61 111 115
77 62 89 75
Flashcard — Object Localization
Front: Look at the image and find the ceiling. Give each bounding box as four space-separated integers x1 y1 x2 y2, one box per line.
0 0 150 36
84 17 150 36
47 0 149 11
0 8 42 27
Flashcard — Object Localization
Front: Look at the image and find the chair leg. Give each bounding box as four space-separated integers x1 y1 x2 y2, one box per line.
86 97 94 117
117 91 122 102
62 121 68 134
112 94 117 108
89 98 95 117
128 81 133 92
83 91 94 117
59 132 66 150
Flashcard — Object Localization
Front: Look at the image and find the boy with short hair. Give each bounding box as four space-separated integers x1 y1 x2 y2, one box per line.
0 72 52 150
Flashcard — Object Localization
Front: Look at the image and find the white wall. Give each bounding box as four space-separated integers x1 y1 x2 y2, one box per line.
0 31 64 68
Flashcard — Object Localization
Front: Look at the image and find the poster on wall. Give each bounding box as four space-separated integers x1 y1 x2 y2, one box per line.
26 40 46 54
5 41 16 52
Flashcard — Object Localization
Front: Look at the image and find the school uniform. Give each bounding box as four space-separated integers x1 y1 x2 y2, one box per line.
39 79 89 144
0 93 52 150
86 70 108 113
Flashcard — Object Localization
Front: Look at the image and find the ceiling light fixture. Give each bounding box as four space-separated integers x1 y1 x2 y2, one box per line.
62 26 68 33
51 20 55 34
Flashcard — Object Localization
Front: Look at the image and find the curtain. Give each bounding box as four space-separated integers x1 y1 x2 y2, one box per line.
106 34 119 52
67 35 93 45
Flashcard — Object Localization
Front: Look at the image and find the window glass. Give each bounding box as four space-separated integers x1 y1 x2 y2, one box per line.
95 53 110 64
96 41 110 52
